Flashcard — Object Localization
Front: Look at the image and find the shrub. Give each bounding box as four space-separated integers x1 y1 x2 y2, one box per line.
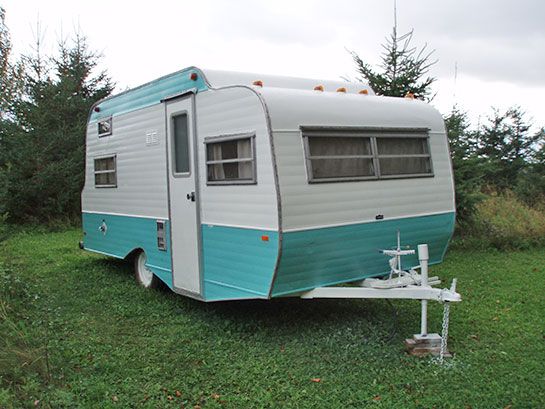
468 193 545 249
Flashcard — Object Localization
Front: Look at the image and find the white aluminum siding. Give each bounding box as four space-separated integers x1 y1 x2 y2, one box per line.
259 88 455 232
195 87 279 231
82 104 169 218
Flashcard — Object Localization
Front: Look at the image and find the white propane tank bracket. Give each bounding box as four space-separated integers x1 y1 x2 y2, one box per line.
299 233 461 358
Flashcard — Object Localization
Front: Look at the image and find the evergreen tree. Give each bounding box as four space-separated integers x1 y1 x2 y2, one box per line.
513 127 545 206
0 7 22 117
477 107 540 190
351 25 436 100
444 107 485 221
0 7 22 217
0 6 11 114
2 32 114 222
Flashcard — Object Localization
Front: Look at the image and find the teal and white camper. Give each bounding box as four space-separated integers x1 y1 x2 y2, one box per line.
81 67 457 306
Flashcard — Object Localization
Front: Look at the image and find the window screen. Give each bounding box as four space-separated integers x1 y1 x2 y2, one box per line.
94 156 117 187
303 128 433 182
172 114 190 174
205 134 256 184
376 137 432 176
306 136 375 180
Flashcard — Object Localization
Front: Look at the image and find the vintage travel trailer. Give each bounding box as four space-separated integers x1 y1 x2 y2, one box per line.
81 67 457 305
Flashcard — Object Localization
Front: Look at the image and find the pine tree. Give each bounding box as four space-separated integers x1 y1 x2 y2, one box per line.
0 7 23 117
2 32 114 222
513 126 545 206
477 107 540 190
444 107 485 221
350 24 436 100
0 6 11 114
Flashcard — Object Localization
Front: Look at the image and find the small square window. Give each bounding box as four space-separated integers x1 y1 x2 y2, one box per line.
98 117 112 137
94 155 117 188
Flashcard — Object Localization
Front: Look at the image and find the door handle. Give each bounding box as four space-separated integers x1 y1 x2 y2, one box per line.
186 191 195 202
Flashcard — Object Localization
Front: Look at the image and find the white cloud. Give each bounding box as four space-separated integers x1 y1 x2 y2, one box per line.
2 0 544 127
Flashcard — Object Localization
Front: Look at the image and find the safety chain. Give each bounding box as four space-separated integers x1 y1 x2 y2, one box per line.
439 301 451 363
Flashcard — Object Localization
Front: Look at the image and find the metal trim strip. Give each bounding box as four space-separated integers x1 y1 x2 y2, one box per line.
282 210 456 233
82 210 168 220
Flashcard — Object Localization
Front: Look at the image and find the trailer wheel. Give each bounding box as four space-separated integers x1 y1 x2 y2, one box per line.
134 251 159 289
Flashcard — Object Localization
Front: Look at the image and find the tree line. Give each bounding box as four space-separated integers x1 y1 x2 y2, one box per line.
1 7 544 228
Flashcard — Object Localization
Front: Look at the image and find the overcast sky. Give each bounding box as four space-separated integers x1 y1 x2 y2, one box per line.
2 0 544 128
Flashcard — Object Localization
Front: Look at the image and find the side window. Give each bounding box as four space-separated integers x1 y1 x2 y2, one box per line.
205 133 256 185
172 114 190 175
305 135 375 182
376 137 432 177
94 155 117 188
302 128 433 182
98 117 112 137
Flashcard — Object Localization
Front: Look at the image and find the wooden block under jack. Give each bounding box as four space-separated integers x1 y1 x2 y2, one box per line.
404 333 452 357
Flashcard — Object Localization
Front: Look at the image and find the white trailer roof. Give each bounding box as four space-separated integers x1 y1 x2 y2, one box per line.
199 68 443 133
257 86 445 132
201 69 374 95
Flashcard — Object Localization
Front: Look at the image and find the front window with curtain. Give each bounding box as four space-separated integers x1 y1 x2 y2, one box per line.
205 133 256 184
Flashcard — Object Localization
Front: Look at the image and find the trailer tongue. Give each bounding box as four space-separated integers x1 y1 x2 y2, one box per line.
300 232 461 359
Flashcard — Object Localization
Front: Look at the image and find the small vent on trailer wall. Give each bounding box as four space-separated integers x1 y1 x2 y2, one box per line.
157 220 167 251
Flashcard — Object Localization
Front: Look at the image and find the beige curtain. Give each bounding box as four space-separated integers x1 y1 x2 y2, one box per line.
211 144 225 180
237 139 252 179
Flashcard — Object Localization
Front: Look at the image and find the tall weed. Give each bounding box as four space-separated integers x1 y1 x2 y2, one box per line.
0 263 49 405
467 192 545 249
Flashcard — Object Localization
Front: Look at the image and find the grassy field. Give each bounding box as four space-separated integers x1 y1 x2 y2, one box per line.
0 229 544 408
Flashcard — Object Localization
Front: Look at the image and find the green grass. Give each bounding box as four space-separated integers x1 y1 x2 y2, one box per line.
1 229 544 408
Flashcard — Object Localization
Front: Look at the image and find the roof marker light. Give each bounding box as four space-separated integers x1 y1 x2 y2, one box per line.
358 89 369 95
405 92 415 99
190 72 198 81
94 106 101 112
252 80 263 87
336 87 347 93
314 85 324 91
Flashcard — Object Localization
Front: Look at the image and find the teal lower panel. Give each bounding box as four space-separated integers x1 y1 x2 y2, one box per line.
82 213 173 288
271 212 456 296
201 225 279 301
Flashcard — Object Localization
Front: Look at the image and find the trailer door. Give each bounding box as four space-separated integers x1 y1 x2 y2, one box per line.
165 95 201 296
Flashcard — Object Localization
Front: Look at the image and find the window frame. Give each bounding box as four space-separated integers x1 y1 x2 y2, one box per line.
303 131 378 183
170 111 192 178
204 132 257 186
97 117 113 138
302 127 434 183
93 154 117 188
374 133 434 179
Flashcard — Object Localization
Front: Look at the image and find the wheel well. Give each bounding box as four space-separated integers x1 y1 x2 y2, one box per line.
125 248 144 262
